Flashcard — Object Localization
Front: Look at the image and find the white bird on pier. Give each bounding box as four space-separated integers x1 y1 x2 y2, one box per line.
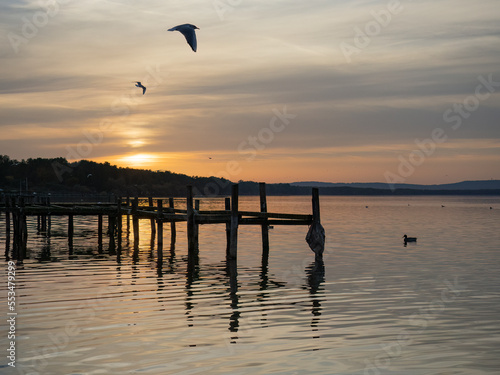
134 81 146 95
167 24 199 52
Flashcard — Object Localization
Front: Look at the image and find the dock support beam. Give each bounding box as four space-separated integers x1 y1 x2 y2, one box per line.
117 198 122 253
169 198 176 245
225 197 231 257
187 186 197 253
312 187 320 224
46 196 51 237
259 182 269 264
157 199 163 268
148 197 156 250
98 214 103 253
5 200 11 258
68 214 74 250
229 184 239 259
126 196 130 240
132 196 139 252
194 199 200 248
108 215 116 254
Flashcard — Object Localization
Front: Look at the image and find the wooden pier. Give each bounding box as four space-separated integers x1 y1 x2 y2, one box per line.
1 183 322 267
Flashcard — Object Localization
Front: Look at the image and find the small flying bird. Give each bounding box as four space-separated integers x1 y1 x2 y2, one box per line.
135 81 146 95
168 24 199 52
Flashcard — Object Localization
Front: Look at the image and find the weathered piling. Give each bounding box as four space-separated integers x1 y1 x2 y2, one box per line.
260 182 270 263
68 214 74 250
132 196 139 251
108 215 115 253
98 214 103 252
40 197 47 233
126 196 131 239
194 199 200 248
186 186 197 253
229 184 239 259
156 199 163 267
46 196 51 237
225 197 231 257
117 198 122 252
5 199 11 257
169 197 176 245
12 197 27 264
312 188 320 224
148 196 156 247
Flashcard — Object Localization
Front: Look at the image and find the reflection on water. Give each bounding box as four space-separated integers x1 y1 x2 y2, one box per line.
1 195 500 374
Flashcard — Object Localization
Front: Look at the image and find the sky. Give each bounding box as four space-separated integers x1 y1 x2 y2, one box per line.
1 0 499 185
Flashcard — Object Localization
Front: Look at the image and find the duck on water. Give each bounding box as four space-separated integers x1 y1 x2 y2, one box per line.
403 234 417 244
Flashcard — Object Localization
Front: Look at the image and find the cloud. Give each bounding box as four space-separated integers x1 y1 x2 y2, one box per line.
0 0 499 183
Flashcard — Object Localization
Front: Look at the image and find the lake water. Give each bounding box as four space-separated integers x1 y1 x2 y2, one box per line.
1 195 500 375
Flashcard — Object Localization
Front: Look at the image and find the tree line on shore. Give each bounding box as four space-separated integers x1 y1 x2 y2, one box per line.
1 155 498 197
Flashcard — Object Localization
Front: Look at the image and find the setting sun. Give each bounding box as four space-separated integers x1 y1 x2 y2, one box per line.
120 153 158 168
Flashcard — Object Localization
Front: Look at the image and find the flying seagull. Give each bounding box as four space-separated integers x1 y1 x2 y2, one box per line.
168 24 199 52
135 81 146 95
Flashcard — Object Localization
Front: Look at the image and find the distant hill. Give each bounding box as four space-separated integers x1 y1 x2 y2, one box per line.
1 155 499 197
291 180 500 191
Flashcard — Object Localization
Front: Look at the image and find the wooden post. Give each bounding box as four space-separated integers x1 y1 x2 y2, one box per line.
6 198 11 236
41 197 47 233
187 186 196 252
108 215 116 254
46 195 51 237
14 208 21 261
98 214 103 253
132 196 139 251
5 200 11 258
17 197 26 264
117 198 122 253
22 212 28 259
169 197 176 245
148 196 156 247
11 206 18 260
229 184 239 259
194 199 200 247
126 196 130 239
68 214 74 250
225 197 231 257
312 188 320 224
259 182 270 262
157 199 163 267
